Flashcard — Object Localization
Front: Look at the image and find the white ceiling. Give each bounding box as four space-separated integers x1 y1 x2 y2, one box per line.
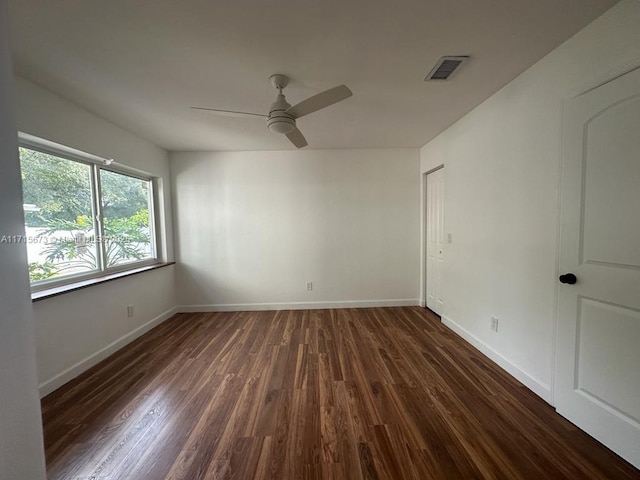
8 0 618 152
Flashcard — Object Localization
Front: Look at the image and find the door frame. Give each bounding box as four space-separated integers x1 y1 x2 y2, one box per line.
422 165 444 311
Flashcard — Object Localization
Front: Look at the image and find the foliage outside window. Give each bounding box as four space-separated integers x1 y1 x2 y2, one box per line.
17 143 157 287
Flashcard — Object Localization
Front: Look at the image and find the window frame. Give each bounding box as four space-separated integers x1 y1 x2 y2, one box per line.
18 133 161 293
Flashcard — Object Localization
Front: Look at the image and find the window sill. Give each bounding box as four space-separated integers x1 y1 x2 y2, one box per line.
31 262 176 302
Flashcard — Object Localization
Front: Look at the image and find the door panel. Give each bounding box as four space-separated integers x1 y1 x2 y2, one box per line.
556 67 640 468
577 297 640 423
582 96 640 267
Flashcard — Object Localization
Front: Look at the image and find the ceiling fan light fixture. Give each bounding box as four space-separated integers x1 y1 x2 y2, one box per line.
268 121 295 134
267 115 296 134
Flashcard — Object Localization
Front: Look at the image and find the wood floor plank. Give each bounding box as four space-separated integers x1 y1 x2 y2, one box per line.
42 307 640 479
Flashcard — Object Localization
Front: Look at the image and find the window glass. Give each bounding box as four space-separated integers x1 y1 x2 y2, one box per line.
20 147 99 282
99 169 154 267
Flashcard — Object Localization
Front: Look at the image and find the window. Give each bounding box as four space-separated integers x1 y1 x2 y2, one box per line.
17 136 158 289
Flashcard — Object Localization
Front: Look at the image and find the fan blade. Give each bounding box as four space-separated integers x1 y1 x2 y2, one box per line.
190 107 267 119
286 127 308 148
286 85 352 119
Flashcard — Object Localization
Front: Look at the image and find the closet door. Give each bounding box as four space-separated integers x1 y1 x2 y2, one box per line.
426 168 444 315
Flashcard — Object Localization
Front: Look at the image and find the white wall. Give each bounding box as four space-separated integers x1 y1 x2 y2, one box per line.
14 77 177 396
420 0 640 403
171 149 420 309
0 0 47 476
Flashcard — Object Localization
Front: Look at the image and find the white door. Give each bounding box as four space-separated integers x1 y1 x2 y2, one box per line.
556 66 640 469
426 168 444 315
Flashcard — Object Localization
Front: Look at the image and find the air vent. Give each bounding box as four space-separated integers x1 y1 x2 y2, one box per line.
425 56 469 81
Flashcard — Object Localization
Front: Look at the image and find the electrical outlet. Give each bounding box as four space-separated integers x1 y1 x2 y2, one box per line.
127 305 134 317
491 316 499 332
306 281 313 291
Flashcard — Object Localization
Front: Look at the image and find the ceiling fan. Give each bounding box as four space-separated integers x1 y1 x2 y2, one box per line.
191 74 352 148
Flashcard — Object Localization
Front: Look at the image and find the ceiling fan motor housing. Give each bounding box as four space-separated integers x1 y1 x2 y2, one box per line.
267 93 295 134
268 114 295 134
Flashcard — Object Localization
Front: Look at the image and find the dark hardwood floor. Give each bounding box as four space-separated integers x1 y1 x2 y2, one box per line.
41 307 639 479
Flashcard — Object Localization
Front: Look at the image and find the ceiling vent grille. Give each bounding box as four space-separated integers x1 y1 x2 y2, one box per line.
425 56 469 81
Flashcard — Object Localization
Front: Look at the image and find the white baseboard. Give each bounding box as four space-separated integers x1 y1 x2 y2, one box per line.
38 306 178 398
441 315 552 404
177 298 420 313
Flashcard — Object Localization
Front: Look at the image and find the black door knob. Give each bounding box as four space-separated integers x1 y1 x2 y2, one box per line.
559 273 577 285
